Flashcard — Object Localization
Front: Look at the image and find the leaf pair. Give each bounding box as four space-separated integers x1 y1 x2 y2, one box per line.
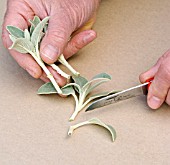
38 73 118 121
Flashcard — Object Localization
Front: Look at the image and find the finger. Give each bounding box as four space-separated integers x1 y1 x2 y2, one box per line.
46 66 67 87
40 71 50 83
63 30 97 59
40 10 74 64
72 14 96 37
9 50 43 79
139 49 170 83
2 2 33 49
147 61 170 109
166 90 170 106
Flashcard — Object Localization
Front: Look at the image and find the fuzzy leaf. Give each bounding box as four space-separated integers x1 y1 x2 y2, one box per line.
83 73 111 89
9 38 34 53
72 75 88 88
68 118 116 142
38 82 75 96
85 79 110 96
29 16 41 35
82 73 111 95
31 16 49 46
6 26 24 38
92 73 112 80
24 29 31 41
9 35 17 43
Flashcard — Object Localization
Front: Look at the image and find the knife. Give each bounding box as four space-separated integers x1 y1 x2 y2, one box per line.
85 78 153 112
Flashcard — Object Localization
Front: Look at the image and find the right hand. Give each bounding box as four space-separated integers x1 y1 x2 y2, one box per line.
2 0 100 86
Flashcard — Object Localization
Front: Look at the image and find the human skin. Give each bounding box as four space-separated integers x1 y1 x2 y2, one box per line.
2 0 169 109
2 0 100 86
140 50 170 109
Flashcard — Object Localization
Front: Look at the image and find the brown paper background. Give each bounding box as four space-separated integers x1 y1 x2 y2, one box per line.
0 0 170 164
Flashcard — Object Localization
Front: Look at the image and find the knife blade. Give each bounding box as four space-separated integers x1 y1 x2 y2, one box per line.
85 80 151 112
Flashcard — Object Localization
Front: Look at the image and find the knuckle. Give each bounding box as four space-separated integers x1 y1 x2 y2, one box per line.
47 28 68 45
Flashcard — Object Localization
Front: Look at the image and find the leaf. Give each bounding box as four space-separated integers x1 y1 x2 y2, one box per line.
82 73 111 95
31 16 49 46
63 83 81 94
29 16 41 35
24 29 31 41
68 118 116 142
38 82 75 96
92 73 112 80
9 38 35 53
83 73 111 89
72 75 88 88
6 26 24 38
9 35 17 43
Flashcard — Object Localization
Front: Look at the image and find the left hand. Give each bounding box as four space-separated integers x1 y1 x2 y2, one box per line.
140 49 170 109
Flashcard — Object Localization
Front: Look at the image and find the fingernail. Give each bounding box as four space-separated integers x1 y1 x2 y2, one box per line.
41 44 59 61
148 96 162 109
83 32 96 43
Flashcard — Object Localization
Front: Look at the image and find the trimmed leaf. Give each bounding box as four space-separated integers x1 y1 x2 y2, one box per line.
24 29 31 41
68 118 116 142
6 26 24 38
38 82 75 96
58 54 80 76
9 38 34 53
31 16 49 46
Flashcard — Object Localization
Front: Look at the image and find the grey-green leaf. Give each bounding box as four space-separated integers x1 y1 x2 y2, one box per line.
72 75 88 88
31 16 49 46
24 29 31 41
68 118 116 142
9 38 35 53
9 35 17 43
38 82 57 94
38 82 75 96
92 73 112 80
82 73 112 95
6 26 24 38
29 16 41 35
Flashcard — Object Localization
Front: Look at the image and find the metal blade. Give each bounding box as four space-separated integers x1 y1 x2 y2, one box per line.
85 82 149 112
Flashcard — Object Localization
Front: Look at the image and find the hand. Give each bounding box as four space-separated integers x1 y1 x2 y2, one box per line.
140 50 170 109
2 0 100 85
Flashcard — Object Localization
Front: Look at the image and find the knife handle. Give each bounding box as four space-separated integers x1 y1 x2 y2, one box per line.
145 77 154 90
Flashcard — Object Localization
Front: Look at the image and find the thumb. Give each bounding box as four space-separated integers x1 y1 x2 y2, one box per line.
147 62 170 109
40 13 73 64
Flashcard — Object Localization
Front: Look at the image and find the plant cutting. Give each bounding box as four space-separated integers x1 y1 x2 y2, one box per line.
7 16 118 142
6 16 79 94
38 73 119 121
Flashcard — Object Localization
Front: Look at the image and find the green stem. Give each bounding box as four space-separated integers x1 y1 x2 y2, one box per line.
69 92 86 121
68 120 90 136
58 54 79 76
30 51 62 94
50 64 70 79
